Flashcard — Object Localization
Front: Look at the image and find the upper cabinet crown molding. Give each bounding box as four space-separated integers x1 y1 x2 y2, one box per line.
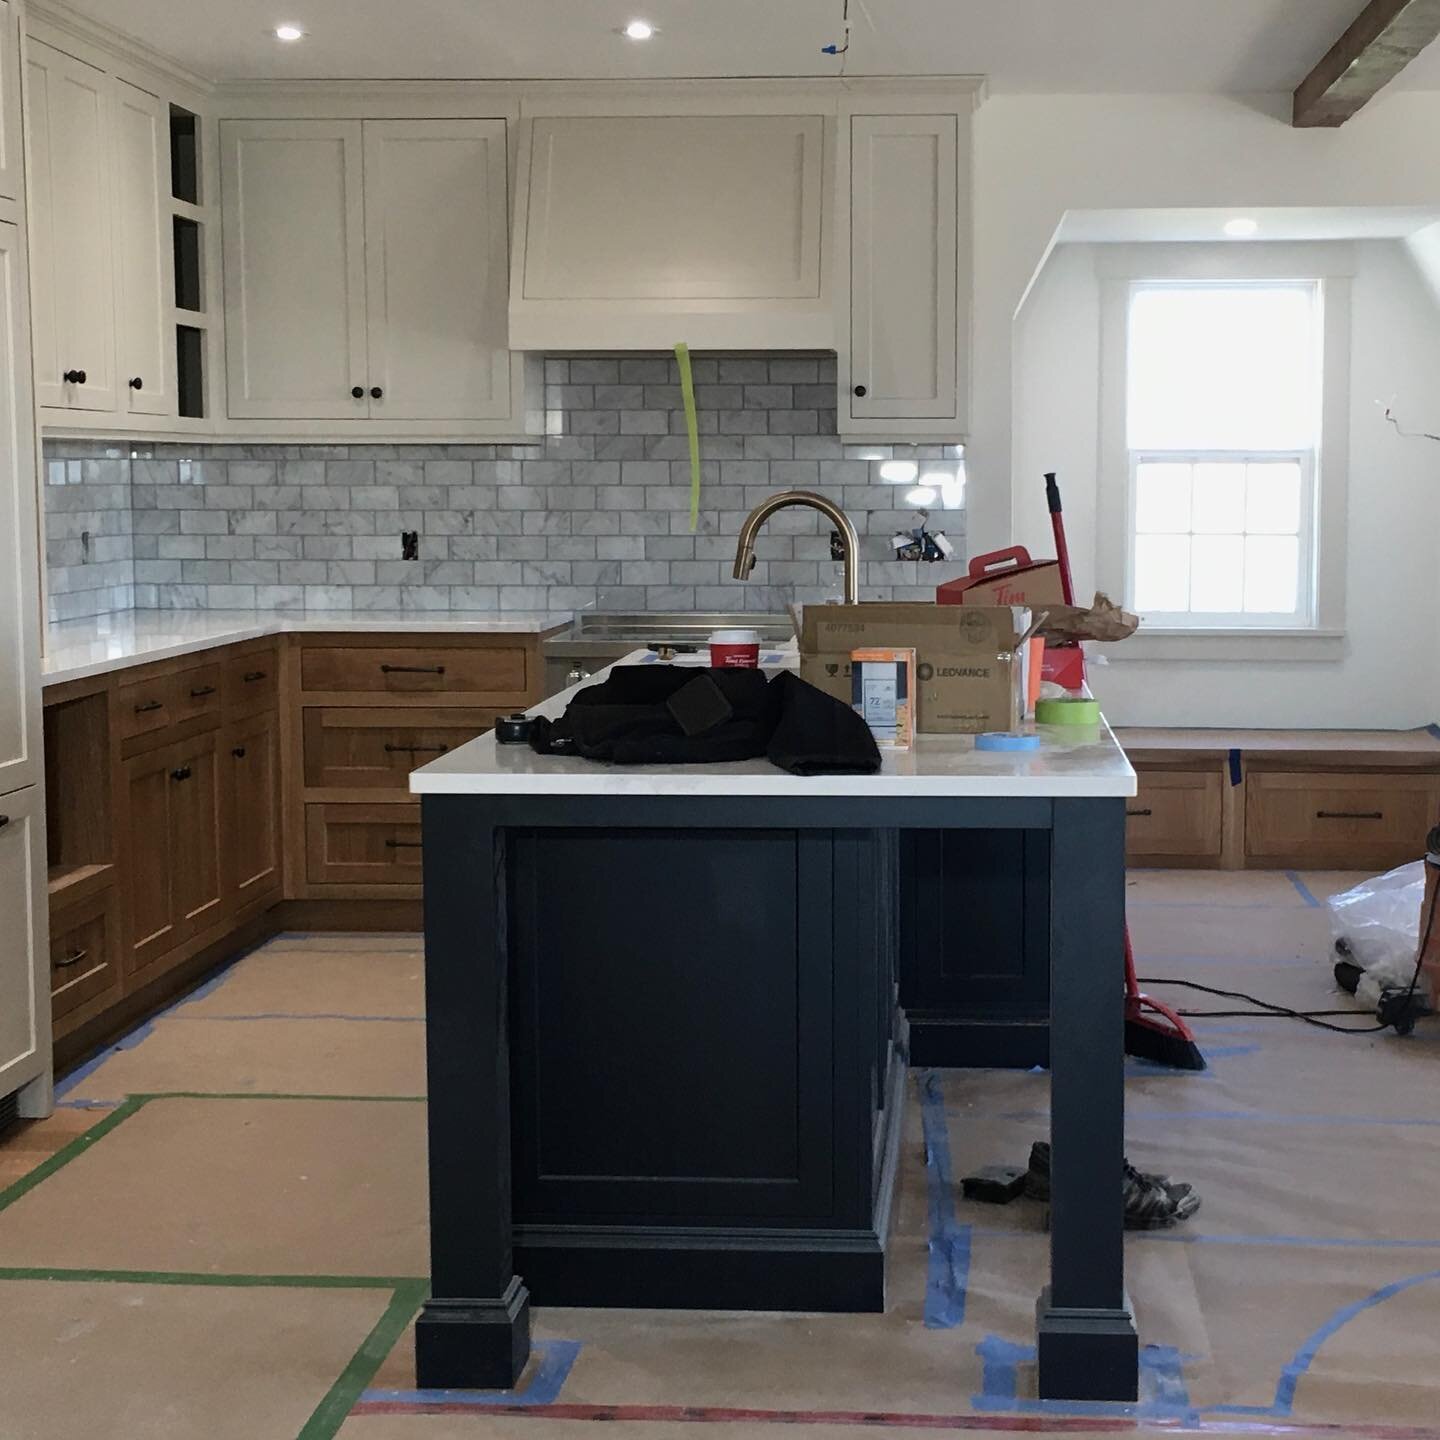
509 110 834 352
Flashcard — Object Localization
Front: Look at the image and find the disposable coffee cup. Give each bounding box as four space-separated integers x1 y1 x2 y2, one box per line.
709 628 761 668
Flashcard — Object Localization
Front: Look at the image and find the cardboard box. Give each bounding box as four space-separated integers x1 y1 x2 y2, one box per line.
800 603 1030 735
851 647 915 748
935 545 1067 609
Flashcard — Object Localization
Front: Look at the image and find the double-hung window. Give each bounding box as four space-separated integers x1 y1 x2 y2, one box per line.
1125 280 1324 628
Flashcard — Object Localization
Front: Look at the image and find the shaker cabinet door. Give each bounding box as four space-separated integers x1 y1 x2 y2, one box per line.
225 712 281 908
363 119 511 420
844 112 965 430
26 39 117 413
112 78 175 418
0 787 45 1098
221 119 368 419
0 219 40 797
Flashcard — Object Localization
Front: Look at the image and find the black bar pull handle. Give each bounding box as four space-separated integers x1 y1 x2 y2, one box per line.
243 670 267 683
385 839 423 849
380 664 445 675
56 948 89 968
383 743 450 755
134 699 163 714
0 814 9 829
189 685 217 698
1126 808 1153 818
1316 810 1384 821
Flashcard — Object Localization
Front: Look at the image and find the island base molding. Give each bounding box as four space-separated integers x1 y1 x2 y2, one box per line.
415 1282 533 1391
1035 1288 1139 1402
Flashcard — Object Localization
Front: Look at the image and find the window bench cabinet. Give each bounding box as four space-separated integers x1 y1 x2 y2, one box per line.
41 618 563 1065
1114 727 1440 871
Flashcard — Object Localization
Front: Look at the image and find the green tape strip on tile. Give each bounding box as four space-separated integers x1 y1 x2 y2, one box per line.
0 1095 146 1216
676 341 702 532
298 1278 429 1440
0 1267 423 1289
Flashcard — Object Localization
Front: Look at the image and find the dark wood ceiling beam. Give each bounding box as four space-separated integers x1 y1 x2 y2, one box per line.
1293 0 1440 126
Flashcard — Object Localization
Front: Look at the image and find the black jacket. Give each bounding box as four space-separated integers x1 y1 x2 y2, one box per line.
528 665 881 776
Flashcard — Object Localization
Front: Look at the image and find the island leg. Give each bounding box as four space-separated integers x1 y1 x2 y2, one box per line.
1037 796 1137 1401
415 796 531 1389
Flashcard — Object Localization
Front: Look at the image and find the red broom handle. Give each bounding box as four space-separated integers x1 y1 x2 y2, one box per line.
1045 472 1076 606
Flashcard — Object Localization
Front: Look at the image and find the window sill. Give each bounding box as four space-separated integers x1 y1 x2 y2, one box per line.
1104 628 1346 663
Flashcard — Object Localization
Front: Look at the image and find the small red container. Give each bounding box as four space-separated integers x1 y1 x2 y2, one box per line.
709 628 761 668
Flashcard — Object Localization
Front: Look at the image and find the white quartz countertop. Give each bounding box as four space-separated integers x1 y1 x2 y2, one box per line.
42 609 571 686
411 650 1138 799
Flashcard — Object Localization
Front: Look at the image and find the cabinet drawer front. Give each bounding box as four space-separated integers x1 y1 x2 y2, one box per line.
301 645 527 696
116 674 172 740
170 662 223 726
222 647 278 714
50 892 120 1023
1246 772 1439 865
1126 771 1224 859
306 803 422 886
302 707 502 789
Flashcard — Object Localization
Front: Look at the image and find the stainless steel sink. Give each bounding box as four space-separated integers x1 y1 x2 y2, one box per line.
540 611 795 694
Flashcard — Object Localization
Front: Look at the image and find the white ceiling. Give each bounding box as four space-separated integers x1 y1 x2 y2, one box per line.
50 0 1440 92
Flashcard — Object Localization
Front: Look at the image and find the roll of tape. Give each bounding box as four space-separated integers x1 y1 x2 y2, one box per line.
976 731 1042 752
1035 697 1101 726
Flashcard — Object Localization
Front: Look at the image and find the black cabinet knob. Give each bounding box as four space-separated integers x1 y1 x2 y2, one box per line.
0 814 9 829
853 384 867 397
232 746 247 759
370 386 383 399
129 376 143 390
351 385 365 399
170 766 192 782
63 369 87 385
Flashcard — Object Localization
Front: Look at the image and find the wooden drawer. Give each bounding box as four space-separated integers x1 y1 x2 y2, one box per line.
116 672 172 742
222 645 278 716
302 707 503 790
1126 770 1223 861
1246 771 1440 867
300 644 527 698
170 662 223 727
305 803 423 886
49 889 121 1026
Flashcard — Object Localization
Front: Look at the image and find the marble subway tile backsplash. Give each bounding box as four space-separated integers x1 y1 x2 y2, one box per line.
42 353 968 621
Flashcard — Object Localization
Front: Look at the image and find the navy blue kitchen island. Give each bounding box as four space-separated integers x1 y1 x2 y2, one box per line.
409 656 1140 1403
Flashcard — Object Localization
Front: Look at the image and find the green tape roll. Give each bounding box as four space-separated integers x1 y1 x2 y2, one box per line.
1035 697 1101 726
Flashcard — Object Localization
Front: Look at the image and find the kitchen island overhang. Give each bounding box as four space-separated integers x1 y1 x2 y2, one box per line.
411 661 1139 1404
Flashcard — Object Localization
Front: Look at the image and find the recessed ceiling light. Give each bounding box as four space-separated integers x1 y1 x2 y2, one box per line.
1224 217 1259 238
274 23 305 41
624 19 655 40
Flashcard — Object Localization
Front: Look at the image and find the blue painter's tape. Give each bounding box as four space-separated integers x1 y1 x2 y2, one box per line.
1228 748 1243 786
362 1339 580 1408
917 1071 971 1330
53 1020 156 1100
973 1335 1197 1422
999 1106 1440 1128
1427 722 1440 741
1286 871 1322 908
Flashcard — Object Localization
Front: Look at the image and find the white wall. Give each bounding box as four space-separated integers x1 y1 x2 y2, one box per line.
968 90 1440 558
1012 238 1440 728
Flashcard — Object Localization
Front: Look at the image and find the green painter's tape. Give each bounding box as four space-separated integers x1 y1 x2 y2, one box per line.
676 342 701 532
1035 696 1102 726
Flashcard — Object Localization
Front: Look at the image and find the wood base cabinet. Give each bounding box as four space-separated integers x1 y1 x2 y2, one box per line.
121 731 226 983
225 711 281 912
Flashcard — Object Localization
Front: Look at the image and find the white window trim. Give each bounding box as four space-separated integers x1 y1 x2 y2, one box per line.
1096 243 1351 663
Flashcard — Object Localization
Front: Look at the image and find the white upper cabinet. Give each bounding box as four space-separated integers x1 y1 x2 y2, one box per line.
0 218 39 797
221 119 368 421
0 0 22 202
112 78 175 418
221 116 526 432
510 111 832 350
26 39 116 413
839 99 974 440
362 119 511 421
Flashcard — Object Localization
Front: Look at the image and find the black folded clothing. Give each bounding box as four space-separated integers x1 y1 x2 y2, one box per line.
528 664 881 777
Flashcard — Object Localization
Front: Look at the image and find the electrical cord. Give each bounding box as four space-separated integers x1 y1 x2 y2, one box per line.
1139 852 1439 1036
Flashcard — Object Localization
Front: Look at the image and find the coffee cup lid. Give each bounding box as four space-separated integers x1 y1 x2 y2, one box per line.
709 629 761 645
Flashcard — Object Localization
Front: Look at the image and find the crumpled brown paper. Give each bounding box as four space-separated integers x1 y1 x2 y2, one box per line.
1035 592 1139 643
